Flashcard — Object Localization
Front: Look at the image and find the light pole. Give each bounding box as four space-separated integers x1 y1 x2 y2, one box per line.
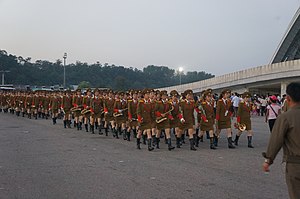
63 53 67 89
179 67 183 85
0 70 10 85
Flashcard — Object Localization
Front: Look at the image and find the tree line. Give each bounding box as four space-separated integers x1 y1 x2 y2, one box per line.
0 49 214 90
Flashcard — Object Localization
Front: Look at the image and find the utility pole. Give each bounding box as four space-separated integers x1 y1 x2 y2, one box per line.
63 53 67 89
0 70 10 85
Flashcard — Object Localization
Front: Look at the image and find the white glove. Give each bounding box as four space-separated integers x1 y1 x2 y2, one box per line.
118 109 122 113
180 118 185 123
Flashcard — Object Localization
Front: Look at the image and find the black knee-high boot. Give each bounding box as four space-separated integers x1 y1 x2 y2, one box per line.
85 124 89 132
176 137 181 148
142 134 146 145
90 125 95 134
206 131 210 139
67 120 71 128
148 139 154 151
123 129 127 140
156 137 160 149
213 135 218 147
63 120 67 128
133 129 137 138
167 138 175 151
234 135 240 146
181 134 185 144
189 138 196 151
136 138 141 149
247 136 254 148
210 137 216 150
228 137 235 149
127 130 131 141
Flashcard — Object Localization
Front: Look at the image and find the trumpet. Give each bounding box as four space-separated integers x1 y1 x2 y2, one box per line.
81 109 92 115
156 106 174 123
71 105 83 112
113 108 128 117
234 123 246 132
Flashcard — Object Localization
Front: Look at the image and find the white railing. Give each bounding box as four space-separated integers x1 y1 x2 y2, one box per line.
158 59 300 92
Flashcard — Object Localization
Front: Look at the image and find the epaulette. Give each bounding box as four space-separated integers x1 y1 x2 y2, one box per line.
139 100 144 103
127 99 132 102
241 101 245 104
115 99 120 102
202 102 207 104
218 99 222 102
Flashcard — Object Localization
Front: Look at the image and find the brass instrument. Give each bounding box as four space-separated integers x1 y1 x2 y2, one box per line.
71 105 83 112
156 106 174 124
234 123 246 132
81 108 92 115
113 108 128 117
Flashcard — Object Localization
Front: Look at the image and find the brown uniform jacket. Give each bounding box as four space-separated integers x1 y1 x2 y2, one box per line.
265 104 300 163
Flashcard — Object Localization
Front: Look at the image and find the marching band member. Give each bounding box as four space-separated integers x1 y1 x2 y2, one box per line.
198 90 217 150
136 89 155 151
178 89 199 151
154 90 175 150
234 92 254 148
215 89 235 149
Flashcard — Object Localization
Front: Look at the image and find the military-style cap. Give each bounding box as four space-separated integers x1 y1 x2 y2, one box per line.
118 91 125 96
142 88 151 95
160 90 168 96
86 88 92 92
242 92 251 98
221 89 231 95
203 90 212 98
184 89 193 95
170 90 179 97
94 88 99 93
76 88 81 92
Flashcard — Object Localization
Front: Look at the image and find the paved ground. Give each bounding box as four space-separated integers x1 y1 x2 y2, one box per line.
0 112 288 199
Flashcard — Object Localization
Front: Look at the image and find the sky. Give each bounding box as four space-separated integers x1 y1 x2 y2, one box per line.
0 0 299 76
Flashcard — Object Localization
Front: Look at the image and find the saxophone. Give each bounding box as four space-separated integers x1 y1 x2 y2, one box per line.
156 106 174 123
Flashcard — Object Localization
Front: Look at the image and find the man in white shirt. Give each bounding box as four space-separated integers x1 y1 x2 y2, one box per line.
231 93 240 117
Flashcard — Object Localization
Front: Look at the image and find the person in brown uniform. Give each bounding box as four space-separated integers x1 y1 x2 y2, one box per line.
41 92 51 119
137 89 155 151
72 89 83 130
215 89 235 149
82 89 93 132
25 92 33 119
262 82 300 199
169 90 183 148
178 89 199 151
104 90 117 138
154 90 175 150
234 92 254 148
61 90 72 128
198 90 217 150
90 88 104 135
127 90 139 141
114 92 128 140
50 92 60 124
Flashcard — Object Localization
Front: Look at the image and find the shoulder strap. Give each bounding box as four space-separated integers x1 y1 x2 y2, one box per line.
269 104 278 117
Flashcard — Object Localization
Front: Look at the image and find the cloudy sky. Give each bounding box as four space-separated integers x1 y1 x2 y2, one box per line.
0 0 299 75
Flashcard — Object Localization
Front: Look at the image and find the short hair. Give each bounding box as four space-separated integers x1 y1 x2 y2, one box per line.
286 82 300 102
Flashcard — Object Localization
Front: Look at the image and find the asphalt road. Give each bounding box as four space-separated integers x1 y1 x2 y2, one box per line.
0 113 288 199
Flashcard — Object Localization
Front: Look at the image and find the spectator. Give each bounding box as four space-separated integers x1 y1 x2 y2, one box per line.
260 96 268 116
231 92 240 117
265 95 281 132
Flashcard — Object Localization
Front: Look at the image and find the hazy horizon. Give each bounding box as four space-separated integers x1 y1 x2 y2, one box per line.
0 0 299 76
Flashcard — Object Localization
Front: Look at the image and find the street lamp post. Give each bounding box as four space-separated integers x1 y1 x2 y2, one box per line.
179 67 183 85
63 53 67 89
0 70 10 85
